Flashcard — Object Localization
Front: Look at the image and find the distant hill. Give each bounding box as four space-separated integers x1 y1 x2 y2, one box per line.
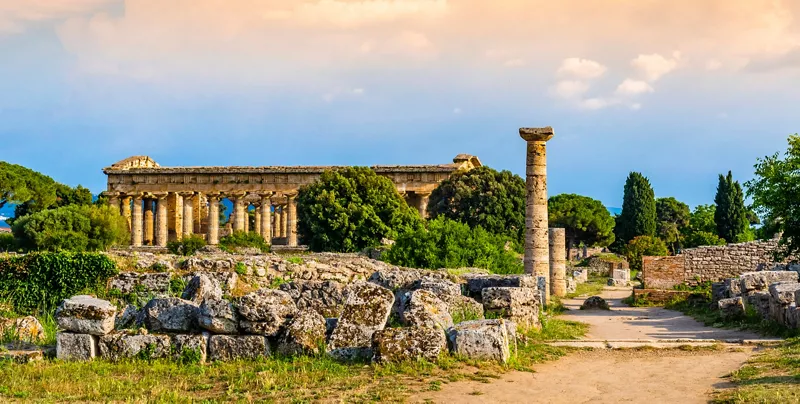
607 207 621 216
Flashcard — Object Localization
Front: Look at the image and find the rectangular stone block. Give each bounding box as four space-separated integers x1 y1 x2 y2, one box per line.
447 319 511 363
612 269 630 282
717 297 744 320
464 275 538 300
172 333 209 363
56 332 98 361
55 295 117 336
724 278 742 298
482 287 539 309
208 335 269 362
740 271 799 294
769 282 800 305
98 333 171 361
745 292 771 319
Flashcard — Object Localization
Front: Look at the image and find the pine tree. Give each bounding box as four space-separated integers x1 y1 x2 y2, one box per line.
714 171 748 243
616 172 657 245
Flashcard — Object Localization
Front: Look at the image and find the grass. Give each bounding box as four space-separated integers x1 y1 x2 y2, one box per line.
712 338 800 403
565 277 606 299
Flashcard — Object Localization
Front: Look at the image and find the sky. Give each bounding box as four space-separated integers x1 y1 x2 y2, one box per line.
2 0 800 210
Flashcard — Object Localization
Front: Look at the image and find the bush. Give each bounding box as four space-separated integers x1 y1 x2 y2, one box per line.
0 252 118 313
297 167 422 252
11 204 129 252
167 235 206 256
219 231 270 253
383 217 523 274
624 235 669 272
0 233 14 252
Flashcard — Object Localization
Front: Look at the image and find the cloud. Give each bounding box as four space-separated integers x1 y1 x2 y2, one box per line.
503 58 525 67
557 58 607 79
745 46 800 72
550 80 590 99
579 98 617 110
706 59 723 71
0 0 112 35
276 0 449 28
615 79 654 96
631 51 682 81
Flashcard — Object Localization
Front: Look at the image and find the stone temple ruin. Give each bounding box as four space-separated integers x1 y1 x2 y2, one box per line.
102 154 482 248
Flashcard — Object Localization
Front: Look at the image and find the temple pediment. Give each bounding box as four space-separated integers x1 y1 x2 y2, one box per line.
108 156 160 170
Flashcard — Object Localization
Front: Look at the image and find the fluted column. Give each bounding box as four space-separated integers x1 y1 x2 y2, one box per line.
155 193 169 247
244 203 251 233
207 193 221 245
287 194 298 247
416 192 431 219
232 193 246 233
121 195 132 232
143 198 154 245
549 228 567 297
254 203 262 235
182 192 194 237
282 204 289 239
260 193 273 245
173 193 184 240
520 126 554 304
131 193 144 247
274 206 283 239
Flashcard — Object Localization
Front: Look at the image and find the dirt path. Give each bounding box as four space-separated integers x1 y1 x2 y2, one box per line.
416 287 769 403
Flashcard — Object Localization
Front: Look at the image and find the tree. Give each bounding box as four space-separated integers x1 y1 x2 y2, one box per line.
0 161 57 213
746 134 800 259
655 197 691 254
548 194 615 258
615 172 657 246
715 171 749 243
11 204 128 252
296 167 422 252
624 235 669 272
680 204 726 248
428 166 526 245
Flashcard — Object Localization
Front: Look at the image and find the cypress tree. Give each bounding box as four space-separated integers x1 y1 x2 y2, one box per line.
714 171 748 243
616 172 657 245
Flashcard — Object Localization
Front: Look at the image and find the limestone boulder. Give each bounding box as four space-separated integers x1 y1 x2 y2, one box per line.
208 335 270 362
769 282 800 305
739 271 799 294
400 289 454 331
446 319 511 363
198 298 239 334
279 280 347 318
482 287 540 328
447 295 485 323
725 277 743 298
463 274 538 300
372 327 447 364
115 305 139 330
711 282 729 303
108 272 171 295
0 316 45 342
56 333 98 361
328 282 394 361
718 297 745 320
183 271 238 292
236 289 297 337
56 295 117 335
182 274 223 304
98 333 171 361
581 296 610 310
138 298 199 333
411 276 461 299
172 333 209 363
745 292 771 318
276 310 327 356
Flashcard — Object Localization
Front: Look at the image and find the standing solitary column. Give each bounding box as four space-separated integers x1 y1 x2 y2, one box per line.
131 193 144 247
207 194 221 245
416 192 431 219
549 228 567 297
121 195 132 232
233 194 246 233
287 194 298 247
260 193 273 245
520 127 554 304
182 193 194 237
155 194 168 247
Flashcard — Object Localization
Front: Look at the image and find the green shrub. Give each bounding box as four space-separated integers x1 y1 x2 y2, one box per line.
11 205 129 252
383 217 523 274
624 235 669 272
219 231 270 253
234 262 247 276
0 233 14 252
169 276 187 296
0 252 118 314
167 235 206 256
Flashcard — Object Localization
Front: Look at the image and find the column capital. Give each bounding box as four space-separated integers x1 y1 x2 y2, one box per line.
102 191 121 198
286 192 298 200
177 191 195 198
519 127 554 142
258 191 275 198
128 192 144 200
151 192 169 200
205 192 222 200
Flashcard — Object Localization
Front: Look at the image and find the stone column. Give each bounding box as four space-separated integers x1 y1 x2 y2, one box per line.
274 207 283 239
194 193 203 234
520 126 554 304
232 194 246 233
143 198 154 246
282 205 289 239
173 193 184 240
121 195 132 232
260 193 273 245
106 192 121 215
549 228 567 297
182 193 194 237
254 203 262 236
287 194 298 247
416 192 431 219
155 193 169 247
207 194 221 245
131 193 144 247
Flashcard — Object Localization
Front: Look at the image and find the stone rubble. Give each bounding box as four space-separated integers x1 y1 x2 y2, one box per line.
481 287 540 329
236 289 297 337
137 298 199 333
276 310 327 356
372 326 446 363
399 289 454 331
447 319 511 364
327 282 394 361
182 274 223 304
56 295 117 336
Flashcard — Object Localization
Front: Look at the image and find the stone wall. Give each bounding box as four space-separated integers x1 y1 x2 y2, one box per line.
642 256 685 289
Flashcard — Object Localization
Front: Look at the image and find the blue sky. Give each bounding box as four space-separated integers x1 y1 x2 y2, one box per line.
2 0 800 211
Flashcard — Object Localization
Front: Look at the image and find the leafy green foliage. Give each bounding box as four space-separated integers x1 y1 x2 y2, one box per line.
11 204 129 252
746 135 800 259
219 231 270 253
683 231 726 249
383 217 523 274
169 276 187 296
614 172 657 251
0 252 118 314
624 235 668 272
428 166 526 245
297 167 421 252
234 262 248 276
167 235 206 256
548 194 615 255
0 162 57 214
0 233 14 252
715 171 750 243
655 197 690 254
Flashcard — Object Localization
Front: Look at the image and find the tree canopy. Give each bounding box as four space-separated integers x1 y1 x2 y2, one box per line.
615 172 657 246
0 161 57 213
624 235 668 272
296 167 421 252
655 197 691 253
680 204 726 248
715 171 750 243
11 204 129 252
427 166 526 245
548 193 615 256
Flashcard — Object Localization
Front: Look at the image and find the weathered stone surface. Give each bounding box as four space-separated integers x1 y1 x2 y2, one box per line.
56 333 97 361
447 295 485 323
725 277 743 298
607 278 629 287
447 319 511 363
98 333 171 361
56 295 117 336
198 298 238 334
740 271 799 294
581 296 610 310
172 333 209 363
276 310 327 356
372 327 446 363
182 271 238 292
279 280 346 318
328 282 394 361
400 290 453 331
208 335 269 361
108 272 171 295
463 274 538 300
1 342 46 363
482 287 540 328
769 282 800 305
411 276 461 299
612 269 631 282
572 268 588 283
115 305 139 330
565 278 577 294
138 298 199 332
236 289 297 336
182 274 223 304
718 297 745 320
0 316 45 342
745 292 771 318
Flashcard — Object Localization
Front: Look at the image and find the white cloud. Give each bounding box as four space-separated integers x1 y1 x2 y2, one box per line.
504 58 525 67
557 58 607 79
579 97 617 110
0 0 112 35
706 59 723 70
615 79 654 96
287 0 449 28
550 80 590 99
631 51 682 81
629 103 642 110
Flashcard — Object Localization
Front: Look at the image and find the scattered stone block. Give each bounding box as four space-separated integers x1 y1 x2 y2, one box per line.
182 274 223 304
198 298 239 334
371 326 446 363
236 289 297 336
411 276 461 299
328 282 394 361
463 274 537 300
115 305 139 330
565 278 577 294
572 268 588 283
208 335 269 362
56 333 98 361
56 295 117 336
172 333 209 363
725 277 743 298
745 292 771 319
447 295 485 323
138 298 199 333
580 296 610 310
1 342 46 363
768 282 800 325
718 297 745 320
482 287 540 328
0 316 45 342
739 271 799 295
279 280 346 318
108 272 171 295
98 333 171 361
276 310 327 356
711 282 729 303
612 269 631 282
446 319 511 363
400 289 453 331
